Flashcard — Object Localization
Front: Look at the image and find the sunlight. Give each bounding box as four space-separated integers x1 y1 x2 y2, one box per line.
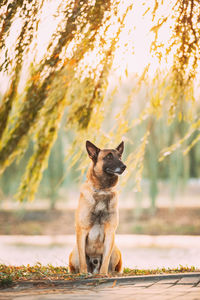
112 0 175 78
0 4 200 281
0 0 176 94
74 0 176 81
35 0 64 63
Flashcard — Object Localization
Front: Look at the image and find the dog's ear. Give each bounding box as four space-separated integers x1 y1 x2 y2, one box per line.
86 141 100 162
116 141 124 156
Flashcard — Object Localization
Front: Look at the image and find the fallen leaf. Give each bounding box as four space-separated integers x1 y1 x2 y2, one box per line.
112 280 117 288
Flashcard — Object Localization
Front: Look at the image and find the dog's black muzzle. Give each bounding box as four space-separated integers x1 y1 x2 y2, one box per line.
118 164 126 174
105 163 126 175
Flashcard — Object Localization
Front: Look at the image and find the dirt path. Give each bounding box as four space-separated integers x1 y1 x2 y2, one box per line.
1 273 200 300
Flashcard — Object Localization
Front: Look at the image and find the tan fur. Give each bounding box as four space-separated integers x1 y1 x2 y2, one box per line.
69 147 124 275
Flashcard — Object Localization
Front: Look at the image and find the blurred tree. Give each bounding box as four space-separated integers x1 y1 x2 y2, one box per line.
0 0 199 202
40 131 64 209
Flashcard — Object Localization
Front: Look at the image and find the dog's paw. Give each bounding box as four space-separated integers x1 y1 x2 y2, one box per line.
99 269 108 276
80 267 88 274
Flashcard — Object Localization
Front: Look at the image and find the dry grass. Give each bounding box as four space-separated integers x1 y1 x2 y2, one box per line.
0 263 199 288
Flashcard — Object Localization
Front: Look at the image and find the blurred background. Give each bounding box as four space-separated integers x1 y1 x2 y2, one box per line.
0 78 200 269
0 0 200 270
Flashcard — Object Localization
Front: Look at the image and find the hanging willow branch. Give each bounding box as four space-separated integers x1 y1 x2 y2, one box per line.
0 0 41 139
0 1 23 52
151 0 200 117
0 0 127 201
0 0 114 174
0 0 199 201
151 0 200 83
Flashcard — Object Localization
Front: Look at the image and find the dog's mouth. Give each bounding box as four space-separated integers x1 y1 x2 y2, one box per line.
105 166 126 175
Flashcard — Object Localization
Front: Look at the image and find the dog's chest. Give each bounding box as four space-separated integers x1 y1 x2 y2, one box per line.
90 191 114 225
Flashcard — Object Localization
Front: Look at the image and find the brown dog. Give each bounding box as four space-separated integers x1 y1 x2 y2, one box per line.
69 141 126 275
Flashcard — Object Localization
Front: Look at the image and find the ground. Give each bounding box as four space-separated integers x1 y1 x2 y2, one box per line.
0 207 200 235
1 271 200 300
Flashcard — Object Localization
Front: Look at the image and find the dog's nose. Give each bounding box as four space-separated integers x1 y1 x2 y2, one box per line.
121 164 126 172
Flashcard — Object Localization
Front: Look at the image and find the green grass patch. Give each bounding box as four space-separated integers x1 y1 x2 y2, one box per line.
0 263 199 285
123 265 198 275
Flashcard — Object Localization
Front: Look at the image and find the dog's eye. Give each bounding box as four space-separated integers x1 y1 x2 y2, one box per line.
106 153 113 159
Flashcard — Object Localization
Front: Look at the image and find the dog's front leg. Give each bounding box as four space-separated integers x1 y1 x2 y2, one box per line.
76 227 88 273
100 228 114 275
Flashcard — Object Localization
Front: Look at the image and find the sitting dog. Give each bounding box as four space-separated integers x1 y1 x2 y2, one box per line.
69 140 126 275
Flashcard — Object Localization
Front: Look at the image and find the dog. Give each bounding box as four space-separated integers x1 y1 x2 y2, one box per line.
68 140 126 275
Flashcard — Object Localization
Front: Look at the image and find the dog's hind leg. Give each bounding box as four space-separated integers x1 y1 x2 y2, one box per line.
68 247 79 273
109 245 122 273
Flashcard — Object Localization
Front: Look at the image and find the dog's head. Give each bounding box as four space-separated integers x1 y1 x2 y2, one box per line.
86 140 126 176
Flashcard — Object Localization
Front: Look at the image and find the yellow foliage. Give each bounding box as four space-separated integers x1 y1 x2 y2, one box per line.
0 0 199 202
